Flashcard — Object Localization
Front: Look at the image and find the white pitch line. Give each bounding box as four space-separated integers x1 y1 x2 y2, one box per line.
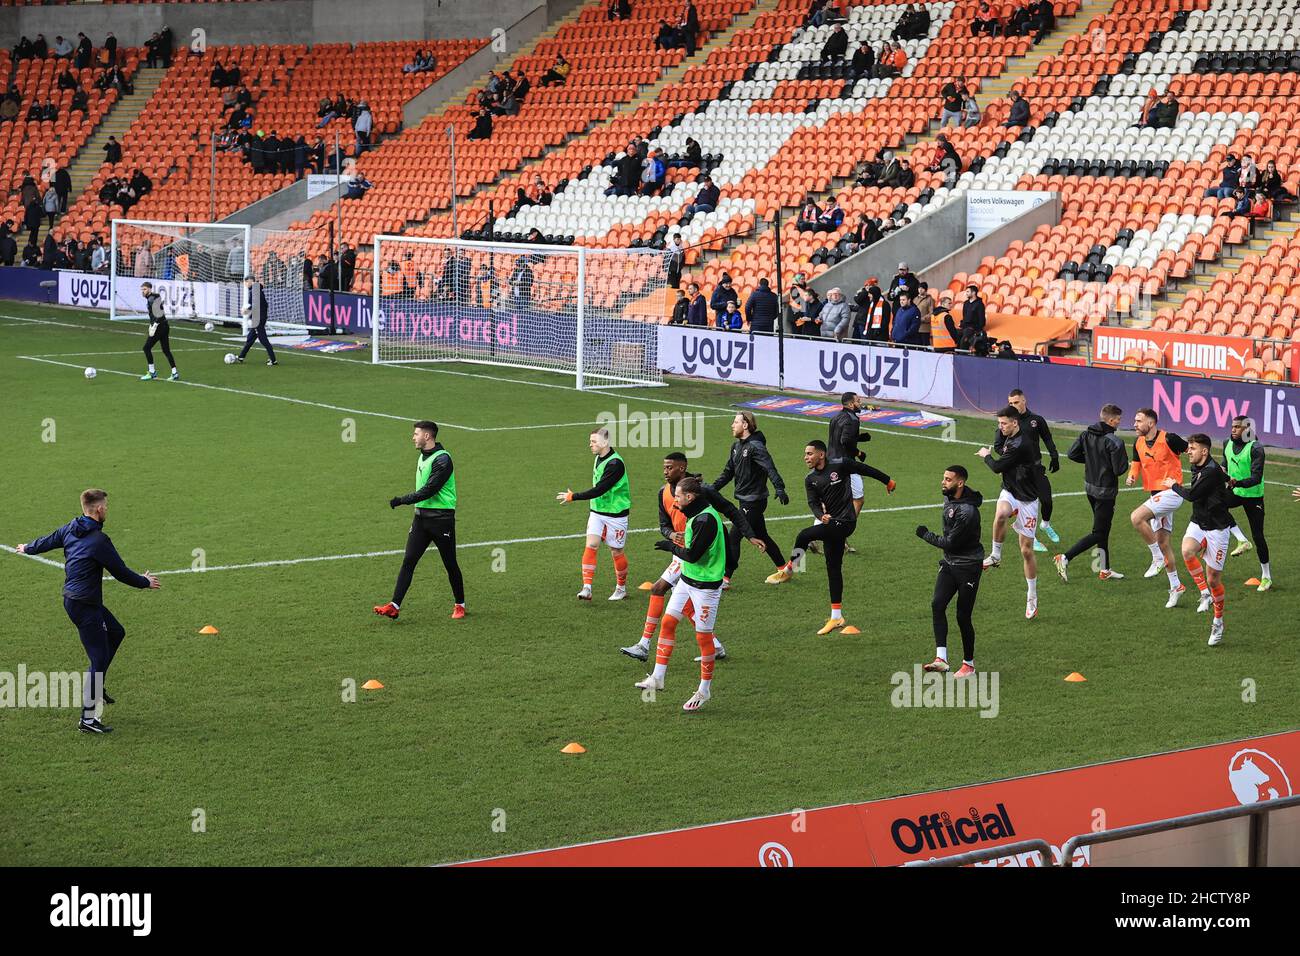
0 544 66 569
31 348 230 357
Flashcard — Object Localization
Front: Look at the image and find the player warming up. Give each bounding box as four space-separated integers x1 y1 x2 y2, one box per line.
374 420 466 621
1162 434 1231 645
978 406 1042 620
711 411 789 583
766 440 885 635
1222 415 1271 592
235 276 278 366
139 282 179 381
827 392 896 553
15 488 161 734
1055 403 1130 582
1005 389 1059 550
557 427 630 601
916 465 984 678
1127 408 1189 608
622 453 764 662
634 477 726 711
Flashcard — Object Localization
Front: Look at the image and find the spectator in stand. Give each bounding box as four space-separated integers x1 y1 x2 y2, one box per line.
1141 91 1177 129
940 76 966 127
688 175 720 215
851 41 876 78
22 236 39 267
20 173 38 210
1032 0 1055 42
857 277 891 341
211 61 229 88
104 136 122 165
876 149 901 186
403 50 436 74
145 32 162 68
159 26 174 67
13 37 33 61
54 166 72 212
745 277 780 334
130 168 152 198
606 148 640 196
1205 154 1241 199
75 33 92 69
1224 188 1251 218
806 0 827 27
943 284 986 350
104 32 117 67
891 291 922 345
42 183 59 230
972 1 1000 35
135 242 153 278
539 54 571 87
0 221 16 266
491 87 521 116
669 287 690 325
91 238 108 274
31 34 48 59
915 281 935 343
796 194 823 232
887 261 919 306
679 2 700 56
513 71 531 102
820 287 852 341
70 87 89 115
654 19 679 50
667 137 703 169
354 101 373 153
820 23 849 63
344 172 373 200
1260 160 1293 204
51 35 72 60
961 90 981 127
664 232 685 288
609 0 633 20
1249 190 1272 223
815 195 845 232
1005 90 1030 127
639 149 666 195
718 299 744 331
930 133 961 187
686 281 708 326
896 158 915 188
710 273 739 323
24 194 42 245
57 68 78 92
892 3 931 40
842 213 882 255
467 109 493 140
1238 153 1258 192
25 100 41 122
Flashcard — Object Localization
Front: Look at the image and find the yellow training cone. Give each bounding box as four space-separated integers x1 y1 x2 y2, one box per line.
199 625 219 635
1064 672 1087 683
561 742 586 754
840 626 861 635
1244 577 1261 587
638 581 654 590
361 679 384 690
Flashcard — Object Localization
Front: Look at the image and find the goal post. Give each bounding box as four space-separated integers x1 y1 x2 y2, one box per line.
109 218 312 333
370 235 666 389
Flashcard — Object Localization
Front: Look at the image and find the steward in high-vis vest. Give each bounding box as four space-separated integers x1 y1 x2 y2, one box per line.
1223 414 1271 592
557 428 631 601
636 476 726 712
374 420 466 621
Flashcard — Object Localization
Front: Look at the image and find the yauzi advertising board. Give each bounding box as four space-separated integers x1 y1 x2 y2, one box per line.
58 271 223 317
658 326 954 407
966 190 1053 240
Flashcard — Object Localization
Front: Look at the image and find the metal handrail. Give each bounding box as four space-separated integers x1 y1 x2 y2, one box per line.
903 839 1056 868
1059 793 1300 868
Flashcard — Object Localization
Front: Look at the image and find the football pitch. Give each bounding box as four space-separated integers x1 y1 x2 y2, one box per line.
2 302 1298 867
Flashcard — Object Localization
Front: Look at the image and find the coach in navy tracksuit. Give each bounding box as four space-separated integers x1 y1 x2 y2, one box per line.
17 488 160 733
237 275 278 365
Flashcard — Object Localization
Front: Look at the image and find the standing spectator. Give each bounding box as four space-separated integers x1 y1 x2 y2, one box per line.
914 281 935 345
43 183 59 231
679 2 700 56
340 244 357 291
857 277 891 341
786 271 813 334
104 136 122 165
961 89 981 127
145 32 162 68
820 24 849 63
639 148 666 195
717 299 744 331
943 284 986 350
0 220 15 266
539 54 570 87
134 242 153 278
1005 90 1030 127
354 101 373 153
664 232 684 289
688 176 720 215
686 281 708 326
887 261 919 306
104 32 117 67
54 166 72 213
940 76 966 127
891 291 922 345
75 33 93 68
820 287 852 341
669 287 690 324
710 273 738 323
609 0 633 20
744 277 780 334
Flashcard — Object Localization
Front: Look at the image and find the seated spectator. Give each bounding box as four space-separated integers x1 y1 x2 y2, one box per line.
1006 1 1033 36
820 24 849 63
891 291 922 345
1032 0 1055 42
851 41 875 78
1205 154 1241 200
525 227 545 243
403 50 436 74
820 287 852 340
225 64 242 88
930 133 961 186
32 35 48 60
25 101 42 122
539 55 570 87
222 87 239 112
639 149 666 196
13 37 33 62
1239 154 1258 191
971 1 1001 36
841 213 882 254
796 194 823 232
876 149 901 186
806 0 829 27
853 156 880 187
961 90 981 127
22 237 39 267
609 0 632 20
667 137 703 169
57 69 78 92
1142 91 1177 130
745 277 780 334
814 195 845 232
1260 160 1295 204
879 216 900 236
1249 190 1272 222
1004 90 1030 127
114 181 137 213
896 158 915 188
130 168 152 197
892 3 931 40
344 173 373 200
710 273 739 323
654 19 680 50
943 285 986 350
687 176 720 215
1221 188 1251 218
856 277 891 341
686 281 708 326
717 299 744 331
211 62 228 89
466 109 493 140
53 36 74 60
491 89 521 116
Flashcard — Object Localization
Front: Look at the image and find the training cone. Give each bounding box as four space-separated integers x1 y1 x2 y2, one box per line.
560 742 586 754
361 679 384 690
1064 672 1087 683
840 625 861 635
1244 577 1261 587
198 625 219 635
638 581 654 590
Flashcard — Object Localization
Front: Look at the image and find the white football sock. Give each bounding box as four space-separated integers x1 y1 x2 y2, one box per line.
1026 577 1037 599
935 646 948 662
1230 525 1248 543
1167 570 1181 587
712 636 723 650
637 637 651 650
830 606 843 620
651 663 667 680
698 678 711 694
147 363 155 373
1148 542 1163 561
991 540 1003 560
1261 562 1271 578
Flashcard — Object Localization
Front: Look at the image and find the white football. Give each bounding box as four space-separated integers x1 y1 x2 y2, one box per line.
223 353 237 365
204 322 215 332
84 367 97 379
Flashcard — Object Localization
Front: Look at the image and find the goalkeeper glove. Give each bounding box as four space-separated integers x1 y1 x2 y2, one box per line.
915 525 928 539
1049 458 1060 474
389 497 402 509
653 539 674 552
776 490 790 505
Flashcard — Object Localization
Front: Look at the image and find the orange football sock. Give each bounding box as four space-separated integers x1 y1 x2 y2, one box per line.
1211 582 1225 619
1185 555 1207 593
581 546 597 586
696 631 716 681
642 593 665 643
612 550 628 586
656 614 679 666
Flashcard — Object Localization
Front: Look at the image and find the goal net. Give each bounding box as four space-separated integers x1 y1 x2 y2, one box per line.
371 235 665 388
109 219 311 332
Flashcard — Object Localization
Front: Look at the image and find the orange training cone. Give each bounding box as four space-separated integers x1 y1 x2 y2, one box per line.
561 742 586 754
1064 672 1087 682
1244 577 1261 587
361 679 384 690
638 581 654 590
840 625 861 635
199 625 219 635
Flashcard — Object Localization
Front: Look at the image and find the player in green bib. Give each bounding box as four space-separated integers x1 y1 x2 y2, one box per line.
635 477 725 712
556 427 631 601
1223 415 1271 591
374 420 466 620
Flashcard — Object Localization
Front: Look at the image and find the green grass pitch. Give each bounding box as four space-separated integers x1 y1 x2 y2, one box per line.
2 302 1297 866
